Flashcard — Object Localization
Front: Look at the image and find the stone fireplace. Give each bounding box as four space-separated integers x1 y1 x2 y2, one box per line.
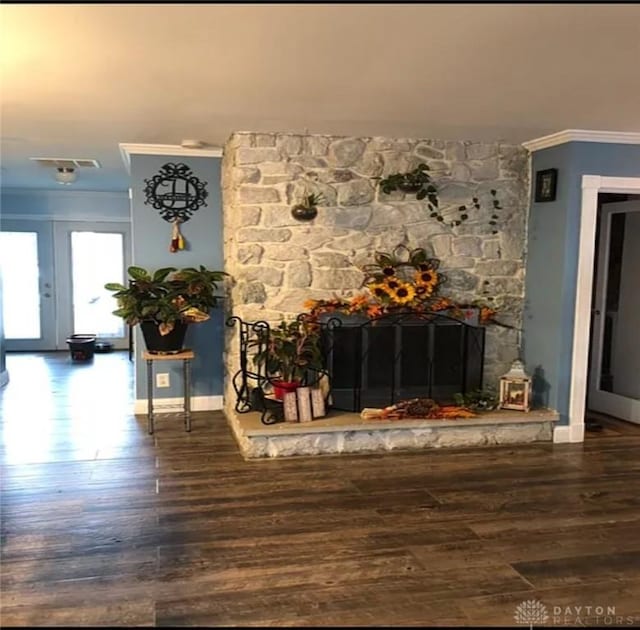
220 132 554 457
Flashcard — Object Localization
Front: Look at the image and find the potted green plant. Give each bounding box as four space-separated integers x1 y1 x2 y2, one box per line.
378 163 437 199
291 191 325 221
250 318 323 399
377 163 503 230
453 388 499 412
105 265 228 353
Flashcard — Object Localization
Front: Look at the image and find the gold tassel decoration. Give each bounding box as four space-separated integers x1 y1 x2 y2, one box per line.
169 219 186 253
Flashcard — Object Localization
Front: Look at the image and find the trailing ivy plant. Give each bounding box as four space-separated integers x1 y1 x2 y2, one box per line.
376 163 503 233
455 189 502 234
378 163 436 198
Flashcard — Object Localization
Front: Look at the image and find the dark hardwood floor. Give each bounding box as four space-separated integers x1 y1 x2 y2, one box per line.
1 351 639 627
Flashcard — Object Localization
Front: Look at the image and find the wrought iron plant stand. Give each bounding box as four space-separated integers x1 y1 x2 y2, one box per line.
226 314 334 425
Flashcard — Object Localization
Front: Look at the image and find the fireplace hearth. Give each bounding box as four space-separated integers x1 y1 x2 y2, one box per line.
225 314 557 459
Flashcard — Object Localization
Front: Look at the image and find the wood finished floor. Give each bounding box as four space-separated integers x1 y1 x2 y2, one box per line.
1 351 640 627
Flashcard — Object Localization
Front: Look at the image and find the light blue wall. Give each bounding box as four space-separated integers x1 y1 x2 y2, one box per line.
1 189 129 221
523 142 640 424
129 155 224 402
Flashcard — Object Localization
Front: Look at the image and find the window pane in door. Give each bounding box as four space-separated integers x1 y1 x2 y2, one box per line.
0 232 41 339
71 231 125 337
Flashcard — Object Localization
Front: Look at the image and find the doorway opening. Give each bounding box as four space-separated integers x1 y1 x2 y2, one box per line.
568 176 640 443
585 194 640 431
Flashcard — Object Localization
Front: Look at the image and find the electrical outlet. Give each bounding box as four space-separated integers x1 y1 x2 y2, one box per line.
156 373 170 388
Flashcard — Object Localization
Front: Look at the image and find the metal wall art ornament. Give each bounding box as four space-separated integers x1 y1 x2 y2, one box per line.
143 162 208 223
144 162 208 253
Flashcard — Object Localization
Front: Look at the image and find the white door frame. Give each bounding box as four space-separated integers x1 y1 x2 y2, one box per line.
566 176 640 442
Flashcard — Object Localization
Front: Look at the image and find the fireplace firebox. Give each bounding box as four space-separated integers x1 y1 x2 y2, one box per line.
320 311 485 412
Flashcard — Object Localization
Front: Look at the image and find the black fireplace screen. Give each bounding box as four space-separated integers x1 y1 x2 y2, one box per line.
321 311 485 412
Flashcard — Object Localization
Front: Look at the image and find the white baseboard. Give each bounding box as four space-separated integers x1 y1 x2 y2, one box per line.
0 369 8 388
134 395 223 414
553 424 585 443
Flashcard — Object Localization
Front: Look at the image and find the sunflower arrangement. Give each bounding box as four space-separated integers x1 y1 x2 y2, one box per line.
305 246 451 319
303 245 509 328
359 245 445 312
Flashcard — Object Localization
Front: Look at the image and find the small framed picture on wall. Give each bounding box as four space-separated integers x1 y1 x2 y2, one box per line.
534 168 558 202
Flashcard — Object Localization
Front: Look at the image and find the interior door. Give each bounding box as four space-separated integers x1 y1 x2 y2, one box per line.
0 220 57 351
587 200 640 424
53 221 132 350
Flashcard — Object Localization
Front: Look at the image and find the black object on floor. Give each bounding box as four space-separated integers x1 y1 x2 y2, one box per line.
66 334 96 362
586 420 603 432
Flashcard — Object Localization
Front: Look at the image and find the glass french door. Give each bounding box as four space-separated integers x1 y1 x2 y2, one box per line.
0 221 57 351
54 222 132 350
0 220 131 351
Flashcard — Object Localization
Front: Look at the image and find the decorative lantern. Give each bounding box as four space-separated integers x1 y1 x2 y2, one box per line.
499 359 532 412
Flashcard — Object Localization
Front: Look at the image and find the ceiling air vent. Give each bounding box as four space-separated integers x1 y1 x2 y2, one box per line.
30 157 101 169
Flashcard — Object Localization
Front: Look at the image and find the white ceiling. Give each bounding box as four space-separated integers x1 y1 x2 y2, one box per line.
1 3 639 192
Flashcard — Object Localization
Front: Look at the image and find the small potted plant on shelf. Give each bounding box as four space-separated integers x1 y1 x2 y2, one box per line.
105 265 228 353
250 318 324 399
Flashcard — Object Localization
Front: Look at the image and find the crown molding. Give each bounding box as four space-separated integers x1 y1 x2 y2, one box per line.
119 143 223 173
522 129 640 152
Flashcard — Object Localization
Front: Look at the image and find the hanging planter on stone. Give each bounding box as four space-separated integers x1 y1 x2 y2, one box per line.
291 192 325 221
378 163 435 198
376 162 504 231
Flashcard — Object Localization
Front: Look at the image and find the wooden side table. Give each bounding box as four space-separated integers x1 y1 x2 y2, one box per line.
142 349 194 435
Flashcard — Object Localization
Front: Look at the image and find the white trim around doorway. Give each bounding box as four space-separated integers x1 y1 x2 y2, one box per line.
565 176 640 443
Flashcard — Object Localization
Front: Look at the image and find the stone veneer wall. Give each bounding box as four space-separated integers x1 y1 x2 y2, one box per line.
221 132 530 417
